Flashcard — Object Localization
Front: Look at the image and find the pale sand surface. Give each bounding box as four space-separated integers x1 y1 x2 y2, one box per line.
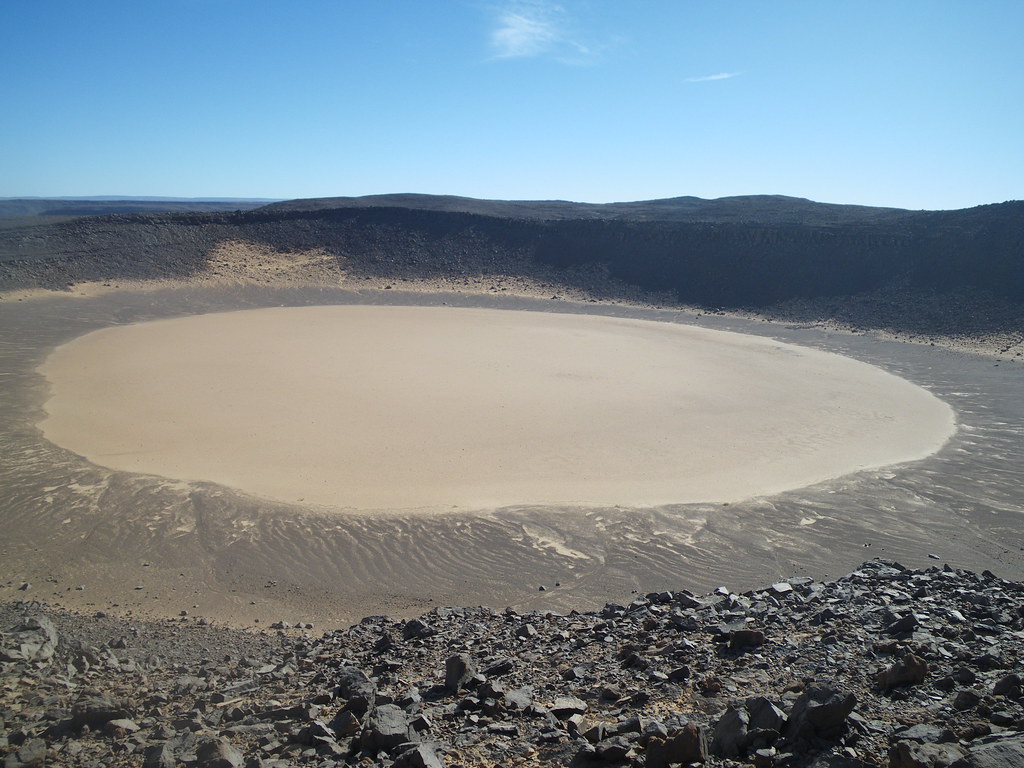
38 305 954 511
4 288 1022 630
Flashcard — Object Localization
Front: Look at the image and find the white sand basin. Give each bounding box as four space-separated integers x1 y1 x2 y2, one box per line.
37 305 955 510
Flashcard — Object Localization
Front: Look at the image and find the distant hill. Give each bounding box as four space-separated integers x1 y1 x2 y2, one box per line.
0 197 279 217
0 193 1021 343
263 193 915 225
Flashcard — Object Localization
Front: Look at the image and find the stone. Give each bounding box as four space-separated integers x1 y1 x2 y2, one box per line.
503 686 534 711
402 618 435 641
596 736 632 761
551 695 588 719
896 724 953 744
444 654 475 692
481 656 514 677
336 666 377 715
711 704 749 757
71 695 130 728
103 717 140 736
877 654 929 691
0 616 58 662
195 736 244 768
362 704 414 753
953 689 982 711
885 614 920 636
330 709 361 737
392 742 446 768
2 738 46 768
949 734 1024 767
889 740 965 768
142 743 177 768
786 686 857 741
746 696 787 733
730 629 766 650
993 673 1022 698
645 723 709 768
516 622 538 638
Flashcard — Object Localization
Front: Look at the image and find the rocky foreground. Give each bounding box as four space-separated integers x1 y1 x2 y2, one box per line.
3 559 1024 768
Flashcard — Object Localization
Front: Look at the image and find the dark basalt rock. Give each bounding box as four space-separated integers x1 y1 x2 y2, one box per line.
5 559 1024 767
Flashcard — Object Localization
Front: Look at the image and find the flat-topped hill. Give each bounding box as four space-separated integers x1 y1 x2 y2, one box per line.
260 193 915 225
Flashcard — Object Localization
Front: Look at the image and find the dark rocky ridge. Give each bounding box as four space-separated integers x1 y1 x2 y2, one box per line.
0 194 1021 351
0 199 275 217
4 559 1024 768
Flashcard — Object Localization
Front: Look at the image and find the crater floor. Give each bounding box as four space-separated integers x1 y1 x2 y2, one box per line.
37 305 954 511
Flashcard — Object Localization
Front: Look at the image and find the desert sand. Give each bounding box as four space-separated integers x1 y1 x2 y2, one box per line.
37 304 954 511
5 288 1023 629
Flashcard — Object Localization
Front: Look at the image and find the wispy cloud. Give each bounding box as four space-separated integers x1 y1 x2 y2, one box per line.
686 72 741 83
488 1 597 64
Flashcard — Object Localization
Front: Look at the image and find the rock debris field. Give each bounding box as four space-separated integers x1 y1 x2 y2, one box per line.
4 560 1024 768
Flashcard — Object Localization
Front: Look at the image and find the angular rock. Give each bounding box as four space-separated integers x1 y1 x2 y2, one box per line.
889 740 965 768
896 724 954 744
142 743 177 768
503 686 534 711
330 709 361 737
877 654 929 691
103 717 140 736
551 695 588 719
336 666 377 715
729 629 766 650
71 695 130 728
444 654 475 692
596 736 632 762
953 689 982 711
949 734 1024 767
402 618 435 641
362 704 415 753
711 704 749 757
481 656 514 677
196 736 244 768
746 696 787 734
392 742 445 768
646 723 708 768
786 686 857 741
0 616 58 662
2 738 46 768
885 614 920 636
993 674 1022 698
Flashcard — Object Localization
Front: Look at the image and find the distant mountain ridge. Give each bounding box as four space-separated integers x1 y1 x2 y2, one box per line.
262 193 916 225
0 198 280 217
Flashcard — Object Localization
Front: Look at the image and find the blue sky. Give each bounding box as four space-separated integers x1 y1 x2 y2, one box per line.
2 1 1022 209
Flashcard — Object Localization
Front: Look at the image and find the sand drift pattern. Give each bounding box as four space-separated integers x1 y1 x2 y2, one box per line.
0 287 1022 626
37 305 951 510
